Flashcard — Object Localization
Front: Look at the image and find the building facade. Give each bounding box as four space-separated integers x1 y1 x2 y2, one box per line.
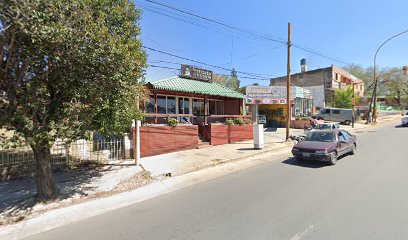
269 61 364 109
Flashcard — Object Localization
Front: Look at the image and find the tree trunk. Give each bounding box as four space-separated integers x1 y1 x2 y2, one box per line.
32 144 59 201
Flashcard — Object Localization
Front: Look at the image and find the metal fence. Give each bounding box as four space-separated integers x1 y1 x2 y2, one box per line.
0 139 126 168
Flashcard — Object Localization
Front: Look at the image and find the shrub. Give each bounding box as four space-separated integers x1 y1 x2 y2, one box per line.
166 117 179 127
243 118 252 125
295 116 301 120
234 118 244 125
225 118 234 125
301 117 311 120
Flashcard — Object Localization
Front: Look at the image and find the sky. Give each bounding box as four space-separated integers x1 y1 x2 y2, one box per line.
135 0 408 86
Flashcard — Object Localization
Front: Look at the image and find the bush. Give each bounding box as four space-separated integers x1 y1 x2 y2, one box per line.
165 118 179 127
225 118 234 125
243 118 252 125
234 118 244 125
295 116 301 120
301 117 311 120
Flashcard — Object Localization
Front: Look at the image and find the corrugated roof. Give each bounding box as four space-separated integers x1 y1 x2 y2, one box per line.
148 76 245 99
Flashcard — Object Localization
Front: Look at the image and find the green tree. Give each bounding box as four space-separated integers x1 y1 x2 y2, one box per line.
226 68 240 90
212 74 228 86
334 87 355 108
1 0 146 201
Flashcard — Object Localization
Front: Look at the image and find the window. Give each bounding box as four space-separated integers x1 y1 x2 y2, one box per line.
157 96 166 114
157 96 177 114
145 97 155 113
340 130 352 141
332 109 341 114
338 132 346 142
193 99 204 116
178 97 190 114
167 97 176 114
216 101 224 115
321 109 330 114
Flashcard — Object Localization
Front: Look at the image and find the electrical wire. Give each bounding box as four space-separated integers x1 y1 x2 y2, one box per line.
142 0 358 66
143 45 275 79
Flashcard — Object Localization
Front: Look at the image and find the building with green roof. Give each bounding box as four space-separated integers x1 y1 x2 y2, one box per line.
144 76 246 125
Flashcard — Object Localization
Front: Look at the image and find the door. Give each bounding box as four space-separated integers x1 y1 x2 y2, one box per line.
338 130 353 154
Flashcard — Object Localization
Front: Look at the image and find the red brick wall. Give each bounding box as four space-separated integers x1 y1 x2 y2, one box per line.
140 125 198 157
228 125 253 143
209 125 229 145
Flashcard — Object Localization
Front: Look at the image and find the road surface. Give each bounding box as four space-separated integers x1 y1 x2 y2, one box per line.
25 120 408 240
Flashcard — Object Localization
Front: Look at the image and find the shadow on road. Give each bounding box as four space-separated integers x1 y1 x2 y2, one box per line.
282 157 328 169
394 124 407 128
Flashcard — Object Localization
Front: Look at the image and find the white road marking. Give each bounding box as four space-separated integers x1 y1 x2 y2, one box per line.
289 225 315 240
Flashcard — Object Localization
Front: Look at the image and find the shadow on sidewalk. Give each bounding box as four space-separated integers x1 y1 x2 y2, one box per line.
282 157 327 169
0 164 127 223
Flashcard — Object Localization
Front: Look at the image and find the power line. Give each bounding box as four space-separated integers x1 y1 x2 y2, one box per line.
143 0 357 66
144 0 287 44
143 45 274 79
148 63 271 81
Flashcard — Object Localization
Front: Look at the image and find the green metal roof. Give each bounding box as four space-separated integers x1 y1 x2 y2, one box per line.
148 76 245 99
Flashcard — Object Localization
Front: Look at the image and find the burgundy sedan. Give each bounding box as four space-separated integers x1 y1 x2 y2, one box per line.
291 129 357 165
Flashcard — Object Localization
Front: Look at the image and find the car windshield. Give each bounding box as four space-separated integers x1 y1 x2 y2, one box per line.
305 131 336 142
315 124 331 129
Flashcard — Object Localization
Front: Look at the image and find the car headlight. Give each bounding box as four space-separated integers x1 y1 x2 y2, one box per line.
315 150 327 154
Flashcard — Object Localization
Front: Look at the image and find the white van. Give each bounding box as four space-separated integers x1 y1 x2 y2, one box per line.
314 108 354 125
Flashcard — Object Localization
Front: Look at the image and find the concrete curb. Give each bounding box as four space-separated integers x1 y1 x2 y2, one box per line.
171 143 293 177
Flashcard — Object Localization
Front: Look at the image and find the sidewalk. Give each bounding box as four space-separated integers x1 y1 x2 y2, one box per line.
140 129 295 178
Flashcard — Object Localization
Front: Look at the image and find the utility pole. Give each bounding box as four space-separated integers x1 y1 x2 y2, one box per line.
286 22 292 141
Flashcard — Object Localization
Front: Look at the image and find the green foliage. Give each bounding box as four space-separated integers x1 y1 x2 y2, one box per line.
233 118 244 125
226 68 240 91
166 118 179 127
0 0 147 144
1 0 146 199
334 87 355 109
243 118 252 125
225 118 234 125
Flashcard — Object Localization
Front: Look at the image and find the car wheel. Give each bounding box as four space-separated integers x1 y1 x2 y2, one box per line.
344 120 351 125
350 143 356 155
329 151 338 165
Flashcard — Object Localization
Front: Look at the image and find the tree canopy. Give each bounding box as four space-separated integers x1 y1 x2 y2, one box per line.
334 87 356 109
1 0 146 200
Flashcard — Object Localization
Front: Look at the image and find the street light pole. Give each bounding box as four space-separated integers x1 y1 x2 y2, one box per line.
367 28 408 124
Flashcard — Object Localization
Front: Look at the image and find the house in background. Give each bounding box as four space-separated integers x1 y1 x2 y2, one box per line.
269 59 364 110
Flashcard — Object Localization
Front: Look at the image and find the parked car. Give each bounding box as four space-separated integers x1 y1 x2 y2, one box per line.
304 122 340 135
314 108 354 125
291 129 357 165
402 112 408 127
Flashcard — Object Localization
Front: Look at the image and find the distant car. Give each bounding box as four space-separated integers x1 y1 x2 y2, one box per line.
292 129 357 165
314 107 354 125
402 112 408 127
258 115 267 124
313 122 341 130
304 122 340 134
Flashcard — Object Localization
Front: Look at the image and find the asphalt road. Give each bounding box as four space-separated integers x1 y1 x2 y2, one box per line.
25 120 408 240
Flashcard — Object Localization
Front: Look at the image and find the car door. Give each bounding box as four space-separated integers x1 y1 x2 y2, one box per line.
339 130 353 153
331 109 341 122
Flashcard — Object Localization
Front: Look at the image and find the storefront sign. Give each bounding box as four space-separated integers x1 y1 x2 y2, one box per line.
181 64 213 82
245 86 311 105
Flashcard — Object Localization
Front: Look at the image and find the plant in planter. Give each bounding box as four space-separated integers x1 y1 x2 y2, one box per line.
243 118 252 125
234 118 244 125
225 118 234 125
165 117 179 127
